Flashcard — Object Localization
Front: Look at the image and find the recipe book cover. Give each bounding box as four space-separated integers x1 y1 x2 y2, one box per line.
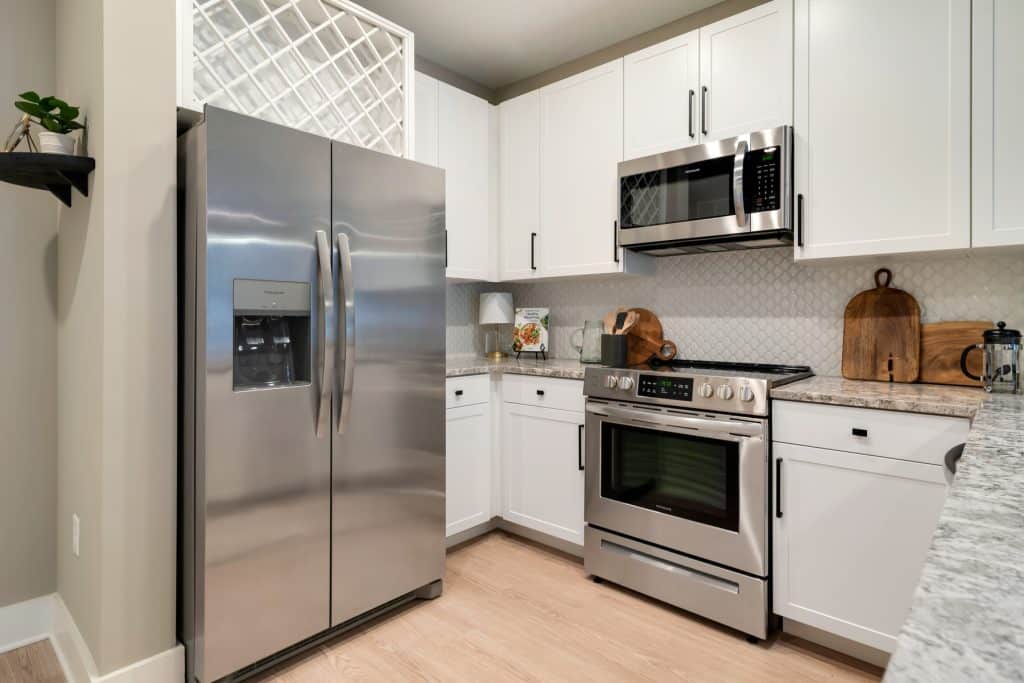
513 308 549 352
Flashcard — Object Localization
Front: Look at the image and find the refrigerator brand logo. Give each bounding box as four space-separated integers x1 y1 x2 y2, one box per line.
655 504 673 512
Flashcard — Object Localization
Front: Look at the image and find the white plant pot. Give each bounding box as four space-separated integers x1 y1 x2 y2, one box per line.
38 131 75 155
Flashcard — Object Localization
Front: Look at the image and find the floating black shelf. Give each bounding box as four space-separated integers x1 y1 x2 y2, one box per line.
0 152 95 207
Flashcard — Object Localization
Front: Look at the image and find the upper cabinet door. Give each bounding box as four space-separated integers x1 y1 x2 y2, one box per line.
499 91 542 280
539 59 625 277
623 31 700 159
698 0 793 142
438 82 492 281
414 72 439 166
972 0 1024 247
794 0 971 260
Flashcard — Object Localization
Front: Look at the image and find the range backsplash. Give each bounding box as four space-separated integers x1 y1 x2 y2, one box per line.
447 248 1024 376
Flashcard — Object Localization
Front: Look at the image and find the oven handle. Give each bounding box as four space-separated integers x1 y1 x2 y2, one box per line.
733 139 748 227
586 404 763 438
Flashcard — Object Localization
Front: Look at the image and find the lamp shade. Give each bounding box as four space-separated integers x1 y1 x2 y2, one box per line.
479 292 514 325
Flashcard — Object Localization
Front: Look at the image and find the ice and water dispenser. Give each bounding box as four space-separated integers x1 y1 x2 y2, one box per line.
232 279 311 390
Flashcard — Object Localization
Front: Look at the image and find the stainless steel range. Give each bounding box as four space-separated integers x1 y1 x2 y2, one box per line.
583 360 812 640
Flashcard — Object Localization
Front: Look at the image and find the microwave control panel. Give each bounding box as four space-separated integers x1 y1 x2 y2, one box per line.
638 375 693 401
747 146 781 213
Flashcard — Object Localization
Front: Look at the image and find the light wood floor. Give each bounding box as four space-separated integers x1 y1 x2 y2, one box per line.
252 531 883 682
0 640 64 683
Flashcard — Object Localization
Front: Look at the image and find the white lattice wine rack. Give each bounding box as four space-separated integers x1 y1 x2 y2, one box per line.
180 0 415 157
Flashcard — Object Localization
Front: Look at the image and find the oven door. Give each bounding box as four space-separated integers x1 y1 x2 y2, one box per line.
617 126 791 248
585 401 768 577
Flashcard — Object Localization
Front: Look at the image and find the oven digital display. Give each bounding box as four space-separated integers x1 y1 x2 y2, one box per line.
638 375 693 400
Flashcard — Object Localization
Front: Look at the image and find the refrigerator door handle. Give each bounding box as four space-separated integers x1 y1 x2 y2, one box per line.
315 229 334 438
337 232 355 434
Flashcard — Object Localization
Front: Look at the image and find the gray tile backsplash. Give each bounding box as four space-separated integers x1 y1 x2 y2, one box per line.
447 248 1024 376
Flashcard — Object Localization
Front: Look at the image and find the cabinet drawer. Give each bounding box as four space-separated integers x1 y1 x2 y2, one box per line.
773 400 969 466
446 374 490 408
502 374 584 412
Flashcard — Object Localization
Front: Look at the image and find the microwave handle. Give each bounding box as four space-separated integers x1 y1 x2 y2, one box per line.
733 140 748 227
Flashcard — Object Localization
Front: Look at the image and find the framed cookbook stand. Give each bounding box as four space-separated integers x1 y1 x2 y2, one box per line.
515 348 547 361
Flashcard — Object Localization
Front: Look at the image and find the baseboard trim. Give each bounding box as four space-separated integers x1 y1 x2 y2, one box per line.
783 617 890 669
0 593 183 683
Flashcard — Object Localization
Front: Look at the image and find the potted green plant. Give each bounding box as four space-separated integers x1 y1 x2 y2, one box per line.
14 91 84 155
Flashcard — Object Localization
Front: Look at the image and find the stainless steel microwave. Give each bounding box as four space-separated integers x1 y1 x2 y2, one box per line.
617 126 793 255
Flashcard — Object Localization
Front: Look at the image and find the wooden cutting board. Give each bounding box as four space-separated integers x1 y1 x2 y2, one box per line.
626 308 677 365
920 321 991 387
842 268 921 382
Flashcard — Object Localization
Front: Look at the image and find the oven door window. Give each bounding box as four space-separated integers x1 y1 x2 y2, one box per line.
600 421 740 532
619 155 735 229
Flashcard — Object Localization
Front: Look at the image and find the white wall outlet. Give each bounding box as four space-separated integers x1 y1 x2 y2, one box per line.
72 513 80 558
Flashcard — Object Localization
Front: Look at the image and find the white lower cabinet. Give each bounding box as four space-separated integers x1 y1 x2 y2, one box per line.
445 382 492 538
772 402 968 653
501 379 586 547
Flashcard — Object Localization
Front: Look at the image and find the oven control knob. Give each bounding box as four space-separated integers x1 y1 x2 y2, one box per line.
717 385 734 400
699 382 714 398
604 375 619 389
739 386 755 402
618 376 635 391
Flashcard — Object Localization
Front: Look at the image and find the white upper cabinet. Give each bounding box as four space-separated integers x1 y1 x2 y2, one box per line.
414 71 439 166
499 91 542 280
436 80 496 281
698 0 793 142
794 0 971 260
972 0 1024 247
539 59 647 278
623 30 700 159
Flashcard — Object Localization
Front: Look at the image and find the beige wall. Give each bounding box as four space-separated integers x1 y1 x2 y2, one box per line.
0 0 58 610
56 0 177 675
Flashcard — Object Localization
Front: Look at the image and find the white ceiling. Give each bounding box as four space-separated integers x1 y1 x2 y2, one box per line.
356 0 722 90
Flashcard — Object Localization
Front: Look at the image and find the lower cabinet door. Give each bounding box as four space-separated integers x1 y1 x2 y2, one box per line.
445 403 492 537
773 442 949 652
502 402 585 546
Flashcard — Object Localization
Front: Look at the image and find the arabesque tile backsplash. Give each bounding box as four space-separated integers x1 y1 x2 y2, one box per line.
447 248 1024 376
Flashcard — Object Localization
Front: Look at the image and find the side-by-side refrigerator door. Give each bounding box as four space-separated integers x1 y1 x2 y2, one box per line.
197 107 333 682
331 140 446 626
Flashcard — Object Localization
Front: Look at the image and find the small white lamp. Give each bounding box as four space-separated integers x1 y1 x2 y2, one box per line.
479 292 514 359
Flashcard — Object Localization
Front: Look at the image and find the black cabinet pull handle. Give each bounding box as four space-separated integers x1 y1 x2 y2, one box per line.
852 428 868 437
530 232 537 271
796 194 804 247
536 389 545 396
688 89 695 138
701 86 708 136
454 389 463 397
613 220 619 263
775 458 783 518
444 229 448 268
578 424 585 471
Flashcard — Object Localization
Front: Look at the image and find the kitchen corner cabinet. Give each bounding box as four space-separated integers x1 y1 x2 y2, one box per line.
445 377 493 537
416 72 496 281
772 401 969 653
794 0 971 260
501 377 586 546
499 91 542 280
972 0 1024 247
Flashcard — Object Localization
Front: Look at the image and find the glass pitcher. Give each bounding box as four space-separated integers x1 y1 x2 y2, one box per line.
571 320 605 363
960 321 1021 393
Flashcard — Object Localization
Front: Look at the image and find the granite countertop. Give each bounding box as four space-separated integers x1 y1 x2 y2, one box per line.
446 354 588 380
771 376 1024 682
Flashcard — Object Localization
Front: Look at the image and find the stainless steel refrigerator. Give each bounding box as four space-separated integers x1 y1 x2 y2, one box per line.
179 106 445 683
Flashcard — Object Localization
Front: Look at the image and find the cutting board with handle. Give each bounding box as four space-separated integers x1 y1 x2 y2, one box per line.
842 268 921 382
625 308 677 365
920 321 992 387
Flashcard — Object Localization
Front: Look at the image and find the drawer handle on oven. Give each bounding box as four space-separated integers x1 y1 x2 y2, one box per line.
852 428 868 437
454 389 463 397
578 424 584 471
601 540 739 594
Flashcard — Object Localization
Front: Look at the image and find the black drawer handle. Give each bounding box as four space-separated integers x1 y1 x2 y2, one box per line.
454 389 463 396
775 458 783 519
852 428 868 437
536 389 545 396
578 424 584 471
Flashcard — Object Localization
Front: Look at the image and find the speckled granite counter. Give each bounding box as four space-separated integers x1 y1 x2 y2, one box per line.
772 376 1024 682
446 355 588 380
